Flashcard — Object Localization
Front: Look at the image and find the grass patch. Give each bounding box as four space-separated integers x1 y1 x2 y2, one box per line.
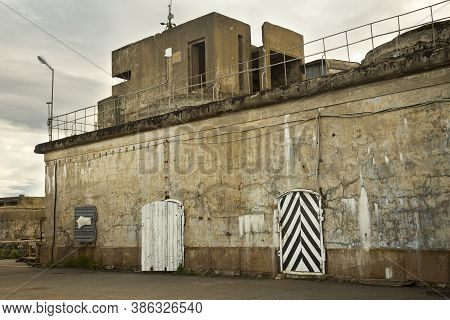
56 255 100 270
0 248 22 260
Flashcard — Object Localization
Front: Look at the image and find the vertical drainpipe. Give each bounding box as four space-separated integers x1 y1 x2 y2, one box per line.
316 111 321 192
51 163 58 263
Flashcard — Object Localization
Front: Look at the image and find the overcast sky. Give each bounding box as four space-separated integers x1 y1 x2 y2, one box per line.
0 0 448 197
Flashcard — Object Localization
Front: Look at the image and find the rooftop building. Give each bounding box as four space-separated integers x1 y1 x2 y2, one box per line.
98 13 305 127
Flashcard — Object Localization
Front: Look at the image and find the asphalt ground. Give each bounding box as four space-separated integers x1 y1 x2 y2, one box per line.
0 259 447 299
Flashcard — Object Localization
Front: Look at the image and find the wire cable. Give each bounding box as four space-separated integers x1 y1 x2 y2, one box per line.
0 0 138 93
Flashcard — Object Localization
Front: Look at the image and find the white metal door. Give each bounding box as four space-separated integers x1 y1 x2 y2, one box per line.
141 200 184 271
278 189 325 275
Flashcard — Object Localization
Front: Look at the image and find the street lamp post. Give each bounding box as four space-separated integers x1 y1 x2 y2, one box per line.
37 55 54 141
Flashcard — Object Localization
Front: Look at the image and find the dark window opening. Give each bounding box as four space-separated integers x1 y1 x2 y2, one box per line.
270 51 300 88
189 40 206 89
114 70 131 81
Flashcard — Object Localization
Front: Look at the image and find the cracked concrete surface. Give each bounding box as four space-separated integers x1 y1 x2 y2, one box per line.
36 45 450 284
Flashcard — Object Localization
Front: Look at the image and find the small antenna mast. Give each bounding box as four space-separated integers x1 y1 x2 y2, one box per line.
161 0 176 30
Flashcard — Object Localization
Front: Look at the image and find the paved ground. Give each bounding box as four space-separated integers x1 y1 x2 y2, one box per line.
0 260 447 300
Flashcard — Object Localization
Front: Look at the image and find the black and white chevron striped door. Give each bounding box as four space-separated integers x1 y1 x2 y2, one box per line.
278 190 325 275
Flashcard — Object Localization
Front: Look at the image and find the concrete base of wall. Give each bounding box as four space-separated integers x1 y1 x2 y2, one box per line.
38 246 448 285
184 247 279 275
326 248 449 285
39 246 140 271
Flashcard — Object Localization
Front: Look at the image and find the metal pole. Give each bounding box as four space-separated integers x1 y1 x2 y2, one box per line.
74 111 77 136
50 68 54 141
186 79 189 99
345 31 350 62
303 42 307 80
47 103 51 141
231 67 234 98
247 61 251 94
201 73 204 101
172 83 175 106
38 56 55 141
430 6 436 47
283 52 288 86
396 16 401 55
370 23 375 51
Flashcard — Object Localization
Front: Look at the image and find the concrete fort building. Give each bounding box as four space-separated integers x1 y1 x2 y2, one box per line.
35 11 449 285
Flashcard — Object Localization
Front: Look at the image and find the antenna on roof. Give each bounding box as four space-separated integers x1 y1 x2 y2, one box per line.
160 0 176 30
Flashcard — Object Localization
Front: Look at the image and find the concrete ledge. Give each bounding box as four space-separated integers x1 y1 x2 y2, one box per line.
35 43 450 154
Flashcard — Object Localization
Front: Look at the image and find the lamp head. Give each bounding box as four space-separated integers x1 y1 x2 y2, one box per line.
37 55 53 70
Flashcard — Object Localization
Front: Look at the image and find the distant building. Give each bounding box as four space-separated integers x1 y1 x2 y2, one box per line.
0 195 45 241
0 195 45 261
0 195 43 208
305 59 360 80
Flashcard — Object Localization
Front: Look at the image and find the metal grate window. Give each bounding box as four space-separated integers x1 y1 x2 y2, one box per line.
74 206 97 243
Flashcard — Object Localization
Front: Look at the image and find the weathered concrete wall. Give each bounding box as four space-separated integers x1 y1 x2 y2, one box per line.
38 46 449 283
262 22 304 89
363 20 450 65
0 197 45 241
0 209 44 241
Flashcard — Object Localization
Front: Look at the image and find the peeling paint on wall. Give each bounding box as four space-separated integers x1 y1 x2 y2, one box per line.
385 266 393 279
272 209 279 247
45 167 52 195
239 214 265 237
414 211 421 250
341 199 357 219
358 184 371 251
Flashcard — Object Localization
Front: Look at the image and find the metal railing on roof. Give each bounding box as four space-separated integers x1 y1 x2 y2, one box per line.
48 1 450 140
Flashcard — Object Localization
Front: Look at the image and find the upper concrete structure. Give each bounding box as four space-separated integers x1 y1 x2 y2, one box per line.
112 12 252 97
363 20 450 65
252 22 305 90
98 13 304 128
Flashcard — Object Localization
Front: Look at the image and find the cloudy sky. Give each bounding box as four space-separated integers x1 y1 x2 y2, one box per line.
0 0 448 197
